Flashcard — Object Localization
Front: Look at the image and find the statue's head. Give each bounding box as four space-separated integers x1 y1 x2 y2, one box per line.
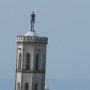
32 11 34 14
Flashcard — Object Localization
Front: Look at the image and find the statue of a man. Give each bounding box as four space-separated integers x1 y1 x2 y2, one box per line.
30 11 35 31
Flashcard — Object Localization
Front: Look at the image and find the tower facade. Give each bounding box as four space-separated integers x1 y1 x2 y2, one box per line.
15 12 48 90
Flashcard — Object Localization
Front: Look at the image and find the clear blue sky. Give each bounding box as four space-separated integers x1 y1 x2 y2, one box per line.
0 0 90 80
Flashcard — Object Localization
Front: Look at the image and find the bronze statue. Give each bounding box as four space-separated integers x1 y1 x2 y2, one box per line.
30 11 35 31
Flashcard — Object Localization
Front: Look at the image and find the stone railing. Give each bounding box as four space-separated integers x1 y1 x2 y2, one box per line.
16 36 48 44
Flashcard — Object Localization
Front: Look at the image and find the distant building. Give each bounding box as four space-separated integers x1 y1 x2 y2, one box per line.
15 12 48 90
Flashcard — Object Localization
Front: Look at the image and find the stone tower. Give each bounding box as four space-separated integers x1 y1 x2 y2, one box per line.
15 12 48 90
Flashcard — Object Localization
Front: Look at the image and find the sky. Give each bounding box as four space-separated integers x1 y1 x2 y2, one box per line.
0 0 90 80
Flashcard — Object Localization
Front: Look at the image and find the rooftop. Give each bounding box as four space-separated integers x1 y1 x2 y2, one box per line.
25 30 38 36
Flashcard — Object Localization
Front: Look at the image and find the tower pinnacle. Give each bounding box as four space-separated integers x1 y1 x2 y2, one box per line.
30 11 35 32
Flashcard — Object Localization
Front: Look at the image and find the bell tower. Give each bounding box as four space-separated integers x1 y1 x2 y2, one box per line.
15 12 48 90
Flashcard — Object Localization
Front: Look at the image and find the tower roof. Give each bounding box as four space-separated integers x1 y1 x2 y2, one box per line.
25 30 38 36
16 12 48 44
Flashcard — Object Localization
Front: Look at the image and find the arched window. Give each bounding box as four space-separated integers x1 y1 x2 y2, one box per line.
26 53 30 70
35 54 39 71
25 83 29 90
18 53 21 70
17 83 20 90
34 83 38 90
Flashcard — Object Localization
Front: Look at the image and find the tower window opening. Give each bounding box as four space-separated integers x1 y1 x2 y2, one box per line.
34 83 38 90
26 53 30 70
17 83 20 90
35 54 39 72
18 53 22 70
25 83 29 90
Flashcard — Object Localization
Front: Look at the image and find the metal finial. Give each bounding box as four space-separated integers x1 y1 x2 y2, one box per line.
30 11 35 32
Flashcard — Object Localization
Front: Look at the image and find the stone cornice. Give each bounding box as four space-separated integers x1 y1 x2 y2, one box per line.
16 69 45 74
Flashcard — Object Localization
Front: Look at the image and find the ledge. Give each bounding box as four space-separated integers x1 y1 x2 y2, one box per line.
16 69 45 74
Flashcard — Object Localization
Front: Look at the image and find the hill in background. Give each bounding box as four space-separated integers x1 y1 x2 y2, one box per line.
0 78 90 90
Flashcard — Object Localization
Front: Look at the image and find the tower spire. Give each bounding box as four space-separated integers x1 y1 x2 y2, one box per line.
30 11 35 32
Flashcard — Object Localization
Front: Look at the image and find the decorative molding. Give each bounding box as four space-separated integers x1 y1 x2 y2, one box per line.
16 69 45 74
16 36 48 44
